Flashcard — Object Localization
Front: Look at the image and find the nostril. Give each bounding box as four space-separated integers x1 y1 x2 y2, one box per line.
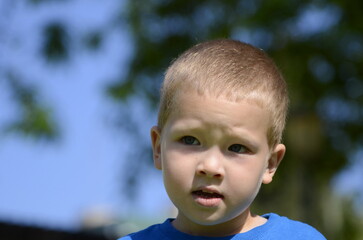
199 170 206 175
198 170 223 178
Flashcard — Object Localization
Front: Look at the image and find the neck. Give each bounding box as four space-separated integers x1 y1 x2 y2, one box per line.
172 210 267 237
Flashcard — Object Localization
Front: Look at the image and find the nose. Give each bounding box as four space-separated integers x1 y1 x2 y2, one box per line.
196 148 225 179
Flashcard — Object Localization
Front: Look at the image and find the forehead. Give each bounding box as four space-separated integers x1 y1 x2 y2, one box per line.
165 90 271 138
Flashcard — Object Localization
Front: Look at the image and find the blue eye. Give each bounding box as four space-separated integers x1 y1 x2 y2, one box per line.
181 136 200 145
228 144 248 153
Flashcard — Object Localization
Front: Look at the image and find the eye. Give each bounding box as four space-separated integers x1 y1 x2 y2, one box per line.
180 136 200 145
228 144 248 153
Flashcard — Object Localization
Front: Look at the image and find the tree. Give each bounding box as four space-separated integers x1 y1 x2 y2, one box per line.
109 0 363 239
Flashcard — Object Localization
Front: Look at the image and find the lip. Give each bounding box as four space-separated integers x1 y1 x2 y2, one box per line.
191 186 224 207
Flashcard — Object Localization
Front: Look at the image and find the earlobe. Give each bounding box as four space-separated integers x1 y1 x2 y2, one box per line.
262 144 286 184
150 126 162 170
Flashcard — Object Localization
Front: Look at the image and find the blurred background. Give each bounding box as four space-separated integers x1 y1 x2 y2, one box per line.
1 0 362 239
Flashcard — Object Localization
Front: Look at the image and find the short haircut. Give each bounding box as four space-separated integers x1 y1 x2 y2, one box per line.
157 39 288 147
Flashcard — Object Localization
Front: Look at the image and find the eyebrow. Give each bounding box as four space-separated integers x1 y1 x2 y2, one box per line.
169 120 260 150
225 129 260 150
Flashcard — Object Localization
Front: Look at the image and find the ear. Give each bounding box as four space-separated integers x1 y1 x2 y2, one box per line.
150 126 162 170
262 144 286 184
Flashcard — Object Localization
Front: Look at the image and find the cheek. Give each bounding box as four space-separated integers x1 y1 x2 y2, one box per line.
161 150 194 185
227 166 265 204
161 152 195 205
227 158 267 189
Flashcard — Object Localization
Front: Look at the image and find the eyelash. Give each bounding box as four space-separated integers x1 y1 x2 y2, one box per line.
180 136 200 145
228 144 249 154
179 136 250 154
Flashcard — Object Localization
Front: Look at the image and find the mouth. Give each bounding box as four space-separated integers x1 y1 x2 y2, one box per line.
192 190 224 198
191 188 224 207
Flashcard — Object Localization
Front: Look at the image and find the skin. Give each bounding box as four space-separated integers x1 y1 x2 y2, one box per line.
151 91 286 237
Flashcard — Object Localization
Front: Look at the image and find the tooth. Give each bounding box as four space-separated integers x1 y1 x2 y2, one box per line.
202 190 214 194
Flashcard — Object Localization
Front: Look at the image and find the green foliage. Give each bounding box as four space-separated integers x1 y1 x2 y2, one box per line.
42 22 69 61
115 0 363 239
4 74 58 140
84 31 103 50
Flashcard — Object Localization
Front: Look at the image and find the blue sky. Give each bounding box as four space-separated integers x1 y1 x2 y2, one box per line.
0 0 362 232
0 0 174 230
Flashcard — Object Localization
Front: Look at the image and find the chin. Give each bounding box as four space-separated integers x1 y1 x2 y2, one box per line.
189 215 230 226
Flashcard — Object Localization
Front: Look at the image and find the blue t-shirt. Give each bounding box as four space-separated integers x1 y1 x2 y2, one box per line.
118 213 326 240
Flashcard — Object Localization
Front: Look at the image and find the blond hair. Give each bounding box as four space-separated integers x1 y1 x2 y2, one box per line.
158 39 288 147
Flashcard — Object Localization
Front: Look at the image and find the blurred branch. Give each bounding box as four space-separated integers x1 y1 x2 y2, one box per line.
3 73 58 140
42 22 69 62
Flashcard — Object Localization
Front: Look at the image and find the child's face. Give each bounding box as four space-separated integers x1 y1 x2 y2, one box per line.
151 91 285 235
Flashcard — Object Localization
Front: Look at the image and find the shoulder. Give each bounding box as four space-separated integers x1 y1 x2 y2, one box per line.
116 219 173 240
262 213 327 240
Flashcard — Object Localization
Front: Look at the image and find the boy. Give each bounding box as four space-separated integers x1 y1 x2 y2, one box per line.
119 39 326 239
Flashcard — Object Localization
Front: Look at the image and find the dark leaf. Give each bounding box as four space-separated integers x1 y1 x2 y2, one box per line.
42 22 69 61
